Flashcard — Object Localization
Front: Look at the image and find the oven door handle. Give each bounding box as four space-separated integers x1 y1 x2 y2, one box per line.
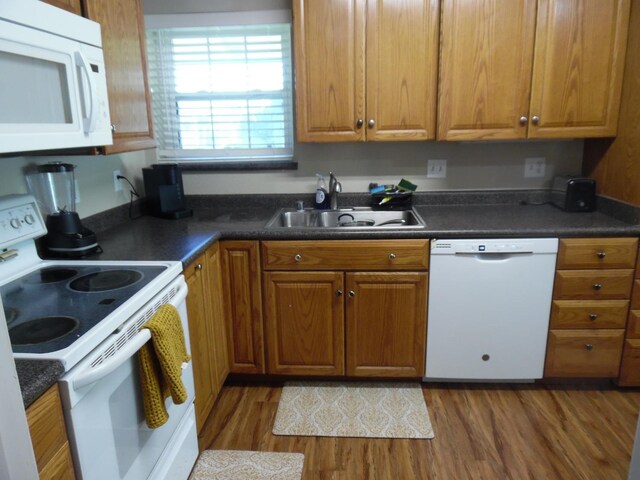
72 277 189 390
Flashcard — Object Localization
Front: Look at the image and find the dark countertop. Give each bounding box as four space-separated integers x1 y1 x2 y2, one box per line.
15 359 64 408
18 191 640 405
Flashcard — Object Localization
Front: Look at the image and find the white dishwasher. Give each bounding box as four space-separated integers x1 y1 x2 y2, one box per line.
425 238 558 381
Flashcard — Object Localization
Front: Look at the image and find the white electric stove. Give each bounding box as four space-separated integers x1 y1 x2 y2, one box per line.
0 194 198 480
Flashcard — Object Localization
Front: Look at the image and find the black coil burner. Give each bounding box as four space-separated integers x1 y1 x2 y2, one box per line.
9 316 80 345
69 269 143 292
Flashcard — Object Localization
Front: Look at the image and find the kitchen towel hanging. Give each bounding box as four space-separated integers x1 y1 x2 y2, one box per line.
138 304 191 428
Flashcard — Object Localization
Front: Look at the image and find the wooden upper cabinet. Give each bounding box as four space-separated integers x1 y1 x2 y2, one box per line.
293 0 366 142
529 0 631 138
365 0 439 141
83 0 156 153
438 0 537 140
40 0 82 15
293 0 439 142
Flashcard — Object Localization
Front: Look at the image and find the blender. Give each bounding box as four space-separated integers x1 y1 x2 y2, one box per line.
26 162 99 257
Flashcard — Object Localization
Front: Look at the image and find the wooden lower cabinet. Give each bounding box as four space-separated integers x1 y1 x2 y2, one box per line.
618 339 640 386
263 271 344 375
26 385 76 480
346 272 428 377
185 245 230 435
545 330 625 377
40 0 82 14
221 241 265 374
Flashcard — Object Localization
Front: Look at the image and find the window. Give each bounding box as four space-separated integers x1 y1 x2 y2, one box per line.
146 23 294 165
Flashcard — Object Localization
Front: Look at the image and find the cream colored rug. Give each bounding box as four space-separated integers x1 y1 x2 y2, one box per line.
189 450 304 480
272 382 434 439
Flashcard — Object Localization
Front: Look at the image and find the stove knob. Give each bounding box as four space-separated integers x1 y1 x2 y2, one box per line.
24 214 35 225
9 218 20 229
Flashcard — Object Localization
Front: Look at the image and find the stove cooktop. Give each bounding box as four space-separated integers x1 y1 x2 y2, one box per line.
1 264 167 354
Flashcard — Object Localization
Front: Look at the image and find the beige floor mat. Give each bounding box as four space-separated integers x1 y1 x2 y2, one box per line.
188 450 304 480
272 382 434 439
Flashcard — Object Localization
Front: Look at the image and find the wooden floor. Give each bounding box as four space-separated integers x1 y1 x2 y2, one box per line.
198 381 640 479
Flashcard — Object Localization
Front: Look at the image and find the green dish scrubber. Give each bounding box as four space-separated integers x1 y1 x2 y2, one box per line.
397 178 417 192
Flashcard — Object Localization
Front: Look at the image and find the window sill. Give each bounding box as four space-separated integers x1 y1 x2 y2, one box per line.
176 160 298 172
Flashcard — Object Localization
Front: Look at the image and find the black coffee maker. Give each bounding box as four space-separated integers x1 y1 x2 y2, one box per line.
143 163 193 219
26 162 99 257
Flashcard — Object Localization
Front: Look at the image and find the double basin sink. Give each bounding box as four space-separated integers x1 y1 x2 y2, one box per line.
265 207 426 230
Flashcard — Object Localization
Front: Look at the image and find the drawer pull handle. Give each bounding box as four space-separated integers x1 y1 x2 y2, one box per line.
336 290 343 297
593 283 602 290
389 253 396 260
585 343 594 351
348 290 356 297
294 254 302 262
596 251 606 259
589 313 598 321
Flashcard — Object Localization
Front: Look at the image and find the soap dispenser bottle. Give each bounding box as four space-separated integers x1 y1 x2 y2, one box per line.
315 174 330 209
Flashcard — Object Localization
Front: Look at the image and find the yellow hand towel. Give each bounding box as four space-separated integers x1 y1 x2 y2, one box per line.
138 304 191 429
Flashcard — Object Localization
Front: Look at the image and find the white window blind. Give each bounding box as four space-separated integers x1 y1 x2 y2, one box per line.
146 23 294 163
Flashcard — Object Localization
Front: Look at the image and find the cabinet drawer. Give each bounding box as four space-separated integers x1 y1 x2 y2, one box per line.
553 270 634 299
261 240 429 271
618 339 640 386
557 238 638 269
550 300 629 329
545 329 624 377
631 280 640 309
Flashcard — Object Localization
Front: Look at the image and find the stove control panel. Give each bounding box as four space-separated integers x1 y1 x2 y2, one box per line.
0 195 46 250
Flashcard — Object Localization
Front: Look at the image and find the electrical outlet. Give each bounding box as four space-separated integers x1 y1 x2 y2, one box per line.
524 157 546 178
74 179 80 204
427 159 447 178
113 170 122 192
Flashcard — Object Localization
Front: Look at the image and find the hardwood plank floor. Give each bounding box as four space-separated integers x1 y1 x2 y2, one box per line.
198 382 640 479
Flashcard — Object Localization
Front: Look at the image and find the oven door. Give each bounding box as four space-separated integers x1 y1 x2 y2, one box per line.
58 275 198 480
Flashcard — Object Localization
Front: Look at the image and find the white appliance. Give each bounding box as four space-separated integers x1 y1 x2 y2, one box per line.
425 238 558 381
0 1 112 154
0 195 198 480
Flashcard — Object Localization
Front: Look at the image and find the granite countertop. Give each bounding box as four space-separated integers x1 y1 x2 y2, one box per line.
17 190 640 405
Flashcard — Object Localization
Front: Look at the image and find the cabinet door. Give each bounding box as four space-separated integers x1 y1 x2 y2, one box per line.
83 0 156 153
40 0 82 14
293 0 366 142
528 0 631 138
264 271 345 375
185 255 216 433
205 243 229 395
438 0 537 140
366 0 439 141
346 272 428 377
220 241 265 374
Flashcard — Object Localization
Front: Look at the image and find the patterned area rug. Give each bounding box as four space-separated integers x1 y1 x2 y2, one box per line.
188 450 304 480
272 382 434 439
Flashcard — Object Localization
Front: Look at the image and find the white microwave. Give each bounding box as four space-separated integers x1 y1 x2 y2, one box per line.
0 1 112 154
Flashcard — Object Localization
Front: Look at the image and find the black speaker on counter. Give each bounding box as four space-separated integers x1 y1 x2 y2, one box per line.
143 164 193 219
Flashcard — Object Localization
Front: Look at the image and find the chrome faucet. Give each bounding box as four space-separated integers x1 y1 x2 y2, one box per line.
328 172 342 210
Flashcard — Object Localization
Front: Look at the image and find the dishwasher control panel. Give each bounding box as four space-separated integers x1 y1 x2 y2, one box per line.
431 239 557 255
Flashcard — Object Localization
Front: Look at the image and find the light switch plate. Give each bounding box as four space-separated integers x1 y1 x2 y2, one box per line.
524 157 546 178
428 159 447 178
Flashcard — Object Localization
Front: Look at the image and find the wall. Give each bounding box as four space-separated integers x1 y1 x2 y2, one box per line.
180 140 583 195
0 150 151 218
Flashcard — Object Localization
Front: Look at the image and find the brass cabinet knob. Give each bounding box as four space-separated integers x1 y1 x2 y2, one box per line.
531 115 540 125
336 290 343 297
519 116 528 126
593 283 602 290
589 313 598 321
596 251 606 259
294 254 302 262
356 119 364 128
389 253 396 260
196 263 203 270
348 290 356 297
585 343 594 351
